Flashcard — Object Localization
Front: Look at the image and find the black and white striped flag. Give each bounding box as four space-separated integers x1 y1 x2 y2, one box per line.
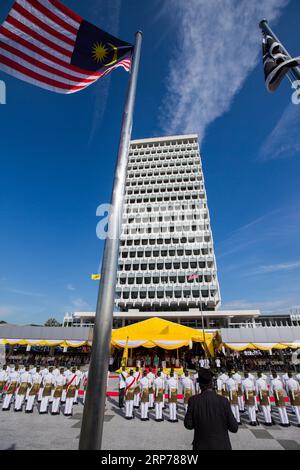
262 34 300 92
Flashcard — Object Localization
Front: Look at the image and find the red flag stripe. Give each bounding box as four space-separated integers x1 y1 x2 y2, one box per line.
0 62 98 94
13 2 75 47
0 40 96 84
101 59 131 76
22 0 78 36
0 52 89 91
2 21 70 63
5 15 72 59
0 32 97 80
34 0 81 29
48 0 82 24
9 9 73 52
0 27 101 77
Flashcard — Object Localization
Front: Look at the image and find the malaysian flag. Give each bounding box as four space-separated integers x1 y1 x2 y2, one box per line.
0 0 133 94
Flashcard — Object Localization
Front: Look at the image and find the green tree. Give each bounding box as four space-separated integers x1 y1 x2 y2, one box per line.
44 318 62 327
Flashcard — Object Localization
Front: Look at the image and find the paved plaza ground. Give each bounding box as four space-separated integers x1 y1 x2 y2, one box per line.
0 377 299 451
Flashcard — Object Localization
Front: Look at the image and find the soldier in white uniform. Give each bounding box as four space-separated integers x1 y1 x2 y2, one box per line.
154 371 164 421
226 372 241 424
50 366 60 403
140 370 150 421
248 372 258 411
218 370 229 400
270 372 290 427
62 367 72 404
133 367 141 409
286 372 300 427
25 366 36 402
0 365 8 401
147 368 155 410
74 367 82 405
242 372 257 426
216 374 223 396
232 370 244 412
118 366 128 409
167 372 178 422
25 366 41 413
2 367 19 411
158 368 166 408
64 367 78 416
14 366 32 411
256 372 272 426
219 369 229 385
51 368 66 415
181 371 194 412
124 370 136 420
38 367 48 402
39 368 54 414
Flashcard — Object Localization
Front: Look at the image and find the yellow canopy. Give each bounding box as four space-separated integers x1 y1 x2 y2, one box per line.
111 317 215 356
0 339 88 348
224 342 300 352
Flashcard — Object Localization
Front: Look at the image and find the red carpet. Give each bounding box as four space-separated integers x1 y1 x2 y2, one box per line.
78 389 290 402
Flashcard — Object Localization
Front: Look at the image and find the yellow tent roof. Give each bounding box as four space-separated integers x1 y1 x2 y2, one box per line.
111 317 215 355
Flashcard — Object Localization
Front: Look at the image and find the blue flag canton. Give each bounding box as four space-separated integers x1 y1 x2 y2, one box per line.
71 20 133 72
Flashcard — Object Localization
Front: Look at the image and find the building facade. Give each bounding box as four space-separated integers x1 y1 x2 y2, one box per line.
116 134 221 317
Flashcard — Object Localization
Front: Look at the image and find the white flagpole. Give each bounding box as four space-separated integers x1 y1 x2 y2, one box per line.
79 31 143 450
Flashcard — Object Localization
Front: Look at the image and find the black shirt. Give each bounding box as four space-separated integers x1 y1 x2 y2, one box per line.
184 389 239 450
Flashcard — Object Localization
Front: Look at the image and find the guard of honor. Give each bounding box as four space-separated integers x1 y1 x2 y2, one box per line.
119 367 196 422
0 363 84 417
1 361 299 429
117 364 300 427
216 368 300 427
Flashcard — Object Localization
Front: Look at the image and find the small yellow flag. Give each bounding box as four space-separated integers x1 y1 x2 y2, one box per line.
90 274 101 280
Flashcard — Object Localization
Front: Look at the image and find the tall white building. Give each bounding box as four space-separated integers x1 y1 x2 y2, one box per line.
115 134 220 323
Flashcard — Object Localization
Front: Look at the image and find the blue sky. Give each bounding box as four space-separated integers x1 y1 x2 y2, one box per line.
0 0 300 324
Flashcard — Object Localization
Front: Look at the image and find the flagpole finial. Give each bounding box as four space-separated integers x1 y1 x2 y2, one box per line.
135 30 143 36
259 19 268 30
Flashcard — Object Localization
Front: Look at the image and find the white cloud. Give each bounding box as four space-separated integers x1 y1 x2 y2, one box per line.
217 203 300 259
160 0 289 143
222 298 300 315
5 288 45 298
254 260 300 274
71 297 91 310
259 103 300 160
